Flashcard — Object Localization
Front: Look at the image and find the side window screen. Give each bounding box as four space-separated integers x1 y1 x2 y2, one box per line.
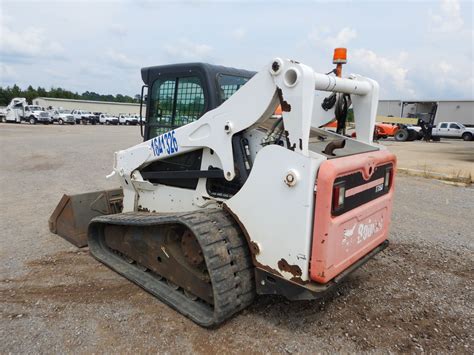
175 77 205 127
449 123 460 129
440 123 448 128
150 79 175 131
148 76 204 138
217 74 249 103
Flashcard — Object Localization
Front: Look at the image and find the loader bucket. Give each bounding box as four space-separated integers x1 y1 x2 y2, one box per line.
48 189 123 247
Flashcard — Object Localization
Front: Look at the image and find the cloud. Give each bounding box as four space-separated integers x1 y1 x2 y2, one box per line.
352 49 415 97
427 60 474 97
109 24 128 38
326 27 357 47
231 27 246 41
0 63 16 82
436 60 454 74
44 68 69 80
308 27 357 48
0 20 64 61
0 1 470 100
164 38 213 61
105 49 139 69
78 63 112 79
430 0 464 33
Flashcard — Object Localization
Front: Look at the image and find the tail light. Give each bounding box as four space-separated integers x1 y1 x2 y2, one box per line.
384 167 392 190
332 182 346 211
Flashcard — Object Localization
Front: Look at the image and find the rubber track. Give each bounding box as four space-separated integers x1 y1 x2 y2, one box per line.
88 209 255 327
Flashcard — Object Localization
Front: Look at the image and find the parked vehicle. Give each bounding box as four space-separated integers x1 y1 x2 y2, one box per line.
0 107 6 121
99 113 119 125
71 109 98 125
51 109 75 125
394 125 422 141
352 123 400 140
1 98 25 123
92 112 102 122
432 122 474 141
118 114 138 125
374 123 398 139
23 105 51 124
2 98 51 124
395 121 474 142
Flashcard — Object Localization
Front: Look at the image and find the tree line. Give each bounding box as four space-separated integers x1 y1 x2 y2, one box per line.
0 85 140 106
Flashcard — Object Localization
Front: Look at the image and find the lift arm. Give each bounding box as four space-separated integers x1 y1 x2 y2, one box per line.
110 58 379 210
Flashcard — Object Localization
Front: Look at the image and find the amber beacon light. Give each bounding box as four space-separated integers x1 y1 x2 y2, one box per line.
333 47 347 78
333 47 347 64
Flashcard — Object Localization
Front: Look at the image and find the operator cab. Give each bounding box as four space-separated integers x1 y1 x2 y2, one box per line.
140 63 255 140
139 63 256 195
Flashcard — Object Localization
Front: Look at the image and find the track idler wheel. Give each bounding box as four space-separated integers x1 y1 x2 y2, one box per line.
88 210 256 327
181 230 204 266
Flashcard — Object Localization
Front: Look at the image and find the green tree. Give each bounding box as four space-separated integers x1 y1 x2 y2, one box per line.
37 86 47 97
0 84 141 106
11 84 21 98
24 86 38 104
0 87 10 106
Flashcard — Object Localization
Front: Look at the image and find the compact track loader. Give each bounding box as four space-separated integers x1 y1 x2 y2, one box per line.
50 53 396 327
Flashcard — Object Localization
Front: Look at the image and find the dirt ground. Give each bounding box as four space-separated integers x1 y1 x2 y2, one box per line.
381 139 474 182
1 123 473 353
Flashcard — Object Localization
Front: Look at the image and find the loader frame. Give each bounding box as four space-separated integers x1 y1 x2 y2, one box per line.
48 57 397 326
109 58 382 284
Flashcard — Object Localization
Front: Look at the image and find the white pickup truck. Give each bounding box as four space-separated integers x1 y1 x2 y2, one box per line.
71 109 98 125
432 122 474 141
51 109 75 125
118 114 138 125
99 113 119 125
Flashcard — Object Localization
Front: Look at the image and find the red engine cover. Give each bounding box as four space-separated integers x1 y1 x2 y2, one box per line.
310 150 396 283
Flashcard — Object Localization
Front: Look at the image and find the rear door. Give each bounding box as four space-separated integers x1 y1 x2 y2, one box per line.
437 122 448 136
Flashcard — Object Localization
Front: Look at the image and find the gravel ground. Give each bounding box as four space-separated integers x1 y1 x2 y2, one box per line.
1 123 473 353
382 139 474 182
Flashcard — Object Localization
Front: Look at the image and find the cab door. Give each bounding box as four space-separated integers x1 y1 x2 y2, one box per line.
145 75 207 140
448 123 462 138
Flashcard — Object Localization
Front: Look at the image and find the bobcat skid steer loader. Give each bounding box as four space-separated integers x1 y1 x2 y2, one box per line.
49 54 396 327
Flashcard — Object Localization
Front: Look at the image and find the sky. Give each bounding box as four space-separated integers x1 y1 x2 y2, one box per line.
0 0 473 100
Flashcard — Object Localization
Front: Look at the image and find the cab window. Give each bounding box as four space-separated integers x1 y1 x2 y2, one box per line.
439 123 448 128
449 123 460 129
148 76 205 138
175 77 205 127
217 74 249 103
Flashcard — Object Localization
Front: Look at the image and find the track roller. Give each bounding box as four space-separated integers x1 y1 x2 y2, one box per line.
88 209 255 327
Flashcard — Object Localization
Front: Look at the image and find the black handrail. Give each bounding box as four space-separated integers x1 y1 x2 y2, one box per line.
139 84 148 138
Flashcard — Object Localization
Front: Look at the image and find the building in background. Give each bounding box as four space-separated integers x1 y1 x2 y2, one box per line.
30 97 474 127
378 100 473 126
33 97 143 116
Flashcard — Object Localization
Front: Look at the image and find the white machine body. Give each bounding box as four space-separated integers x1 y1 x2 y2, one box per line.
109 58 380 282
